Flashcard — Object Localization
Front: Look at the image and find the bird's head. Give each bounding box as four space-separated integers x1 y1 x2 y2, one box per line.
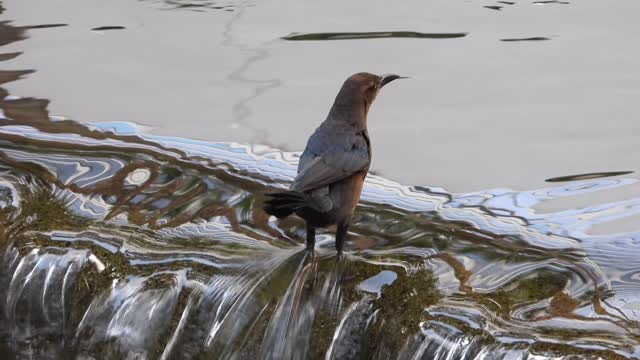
330 72 406 124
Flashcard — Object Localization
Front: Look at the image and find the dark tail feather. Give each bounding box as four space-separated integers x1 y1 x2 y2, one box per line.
263 191 307 219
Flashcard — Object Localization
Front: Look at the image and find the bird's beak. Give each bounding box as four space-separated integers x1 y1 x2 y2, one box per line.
379 74 408 87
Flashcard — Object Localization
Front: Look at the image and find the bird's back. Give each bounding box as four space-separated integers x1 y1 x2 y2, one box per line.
292 119 370 193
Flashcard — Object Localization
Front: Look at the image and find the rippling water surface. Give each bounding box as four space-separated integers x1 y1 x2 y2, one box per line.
1 0 640 359
1 108 640 359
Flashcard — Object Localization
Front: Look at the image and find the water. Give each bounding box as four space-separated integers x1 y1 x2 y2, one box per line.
5 0 640 191
1 0 640 359
1 113 640 359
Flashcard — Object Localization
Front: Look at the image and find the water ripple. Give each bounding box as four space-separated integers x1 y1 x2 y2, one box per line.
0 115 639 358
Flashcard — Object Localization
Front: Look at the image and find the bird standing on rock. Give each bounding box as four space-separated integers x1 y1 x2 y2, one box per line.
264 72 405 254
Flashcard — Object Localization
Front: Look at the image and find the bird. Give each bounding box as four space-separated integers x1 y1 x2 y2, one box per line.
263 72 404 254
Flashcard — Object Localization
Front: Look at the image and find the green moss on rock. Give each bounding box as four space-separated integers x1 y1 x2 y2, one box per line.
487 270 567 317
366 268 440 358
18 189 88 232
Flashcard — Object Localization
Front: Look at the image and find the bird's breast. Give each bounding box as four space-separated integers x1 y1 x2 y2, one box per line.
330 171 367 221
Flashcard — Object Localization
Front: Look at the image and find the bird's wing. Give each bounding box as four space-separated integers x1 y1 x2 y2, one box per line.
292 129 370 192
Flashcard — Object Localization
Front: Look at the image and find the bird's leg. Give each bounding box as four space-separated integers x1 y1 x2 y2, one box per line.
335 221 349 255
306 224 316 251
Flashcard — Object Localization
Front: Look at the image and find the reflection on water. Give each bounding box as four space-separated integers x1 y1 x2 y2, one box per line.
533 0 570 5
1 4 640 360
282 32 468 41
500 37 551 42
546 171 635 183
91 26 126 31
152 0 242 11
0 107 639 358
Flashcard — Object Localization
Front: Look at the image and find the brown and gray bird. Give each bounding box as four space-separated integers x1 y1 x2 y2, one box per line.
264 72 404 254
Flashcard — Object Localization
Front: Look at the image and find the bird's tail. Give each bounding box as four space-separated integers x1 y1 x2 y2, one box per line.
263 190 308 218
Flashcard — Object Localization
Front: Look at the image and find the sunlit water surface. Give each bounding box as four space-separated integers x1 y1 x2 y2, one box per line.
0 113 639 359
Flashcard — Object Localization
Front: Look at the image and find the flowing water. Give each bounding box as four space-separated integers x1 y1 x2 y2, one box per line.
1 0 640 359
